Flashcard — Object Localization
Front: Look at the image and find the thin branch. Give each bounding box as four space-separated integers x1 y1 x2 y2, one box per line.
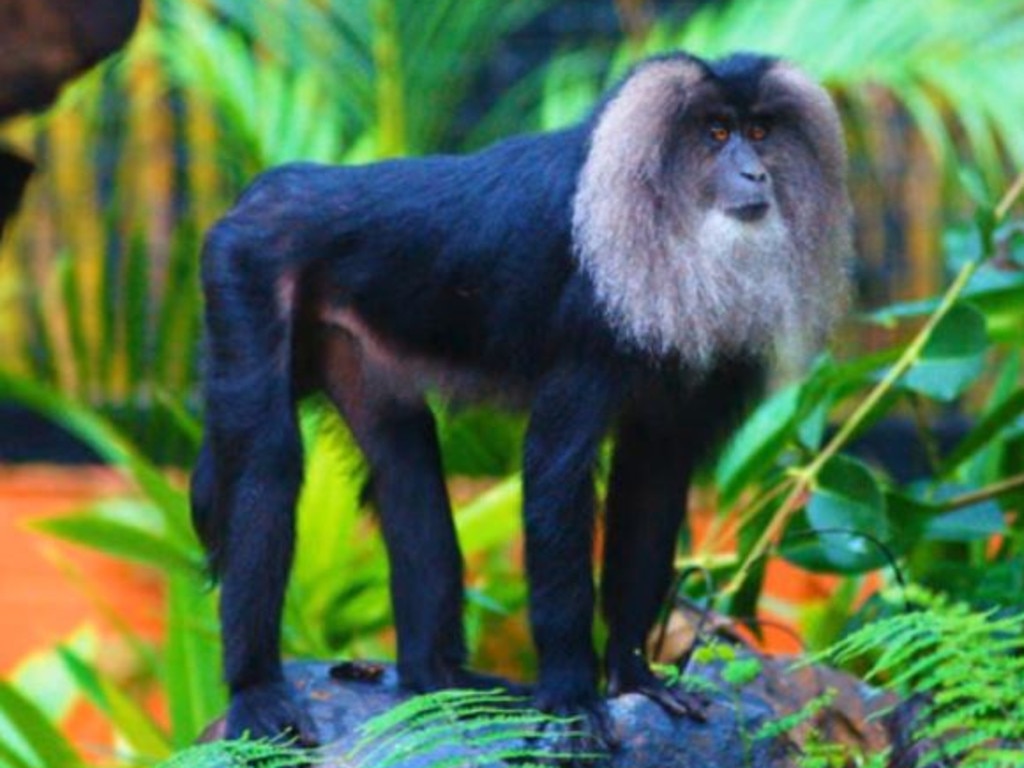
939 473 1024 512
996 169 1024 221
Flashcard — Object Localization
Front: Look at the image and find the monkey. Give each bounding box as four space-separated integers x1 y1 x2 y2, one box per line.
190 51 851 758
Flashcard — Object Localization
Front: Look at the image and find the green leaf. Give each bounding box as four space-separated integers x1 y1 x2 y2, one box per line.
0 741 37 768
887 490 1005 545
782 455 890 573
455 476 521 554
940 389 1024 474
959 167 994 209
31 504 200 576
437 406 524 477
0 371 193 540
728 501 774 621
924 503 1005 542
898 303 988 402
58 649 172 758
721 657 762 687
57 252 92 399
715 384 801 504
124 231 152 389
165 574 225 748
0 681 83 768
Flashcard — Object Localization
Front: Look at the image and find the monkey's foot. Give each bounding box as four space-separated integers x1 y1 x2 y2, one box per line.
225 681 319 747
527 693 616 767
608 663 709 721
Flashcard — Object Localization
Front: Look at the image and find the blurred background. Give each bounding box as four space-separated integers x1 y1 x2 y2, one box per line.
1 0 1024 764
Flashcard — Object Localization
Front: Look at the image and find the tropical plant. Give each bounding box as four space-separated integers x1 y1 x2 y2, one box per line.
0 371 221 766
0 0 555 462
813 587 1024 767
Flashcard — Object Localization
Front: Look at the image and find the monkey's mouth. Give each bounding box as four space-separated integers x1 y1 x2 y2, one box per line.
725 202 770 223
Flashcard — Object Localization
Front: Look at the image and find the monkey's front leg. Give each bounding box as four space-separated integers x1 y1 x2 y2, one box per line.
601 416 707 720
522 371 617 759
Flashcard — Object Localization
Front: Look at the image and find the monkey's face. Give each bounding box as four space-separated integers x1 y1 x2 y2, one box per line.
690 109 775 223
573 53 852 364
700 115 770 222
669 60 849 249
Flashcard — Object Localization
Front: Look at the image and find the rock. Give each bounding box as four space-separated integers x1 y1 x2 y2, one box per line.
200 651 899 767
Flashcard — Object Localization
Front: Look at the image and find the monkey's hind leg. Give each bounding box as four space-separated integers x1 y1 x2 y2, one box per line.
320 332 505 693
198 220 317 746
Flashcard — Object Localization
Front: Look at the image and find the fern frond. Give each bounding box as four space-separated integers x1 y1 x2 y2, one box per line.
816 591 1024 767
348 689 597 768
156 739 328 768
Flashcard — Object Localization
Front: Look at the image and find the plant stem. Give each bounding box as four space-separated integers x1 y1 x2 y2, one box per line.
940 473 1024 512
996 170 1024 221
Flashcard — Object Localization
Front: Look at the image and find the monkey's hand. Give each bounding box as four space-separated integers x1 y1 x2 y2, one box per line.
225 681 319 748
607 658 709 721
529 691 616 767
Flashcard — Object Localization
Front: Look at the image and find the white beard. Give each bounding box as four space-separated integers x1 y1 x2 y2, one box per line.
579 206 829 373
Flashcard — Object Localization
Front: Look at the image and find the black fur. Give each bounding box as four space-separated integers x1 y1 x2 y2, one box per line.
193 51 813 756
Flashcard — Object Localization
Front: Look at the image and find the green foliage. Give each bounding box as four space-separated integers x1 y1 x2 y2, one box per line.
814 589 1024 766
889 303 989 402
159 0 553 159
682 643 839 763
0 681 84 768
58 647 172 758
153 690 591 768
0 372 223 756
350 688 597 768
154 739 325 768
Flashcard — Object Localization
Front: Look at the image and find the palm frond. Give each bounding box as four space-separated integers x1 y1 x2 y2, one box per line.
666 0 1024 178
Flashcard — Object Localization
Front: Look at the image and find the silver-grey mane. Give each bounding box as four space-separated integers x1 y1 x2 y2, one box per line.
571 57 852 373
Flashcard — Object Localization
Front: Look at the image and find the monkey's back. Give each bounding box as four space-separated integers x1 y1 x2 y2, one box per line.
229 126 615 384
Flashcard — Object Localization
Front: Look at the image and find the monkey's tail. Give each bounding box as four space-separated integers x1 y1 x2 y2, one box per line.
189 212 306 582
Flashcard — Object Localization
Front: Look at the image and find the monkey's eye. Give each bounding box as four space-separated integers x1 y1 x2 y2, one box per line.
708 122 731 143
747 123 770 142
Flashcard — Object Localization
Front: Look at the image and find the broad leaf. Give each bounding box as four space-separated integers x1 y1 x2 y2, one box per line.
31 502 201 576
782 455 890 573
58 649 172 758
715 384 801 504
0 681 83 768
888 488 1006 548
898 303 988 402
941 389 1024 474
